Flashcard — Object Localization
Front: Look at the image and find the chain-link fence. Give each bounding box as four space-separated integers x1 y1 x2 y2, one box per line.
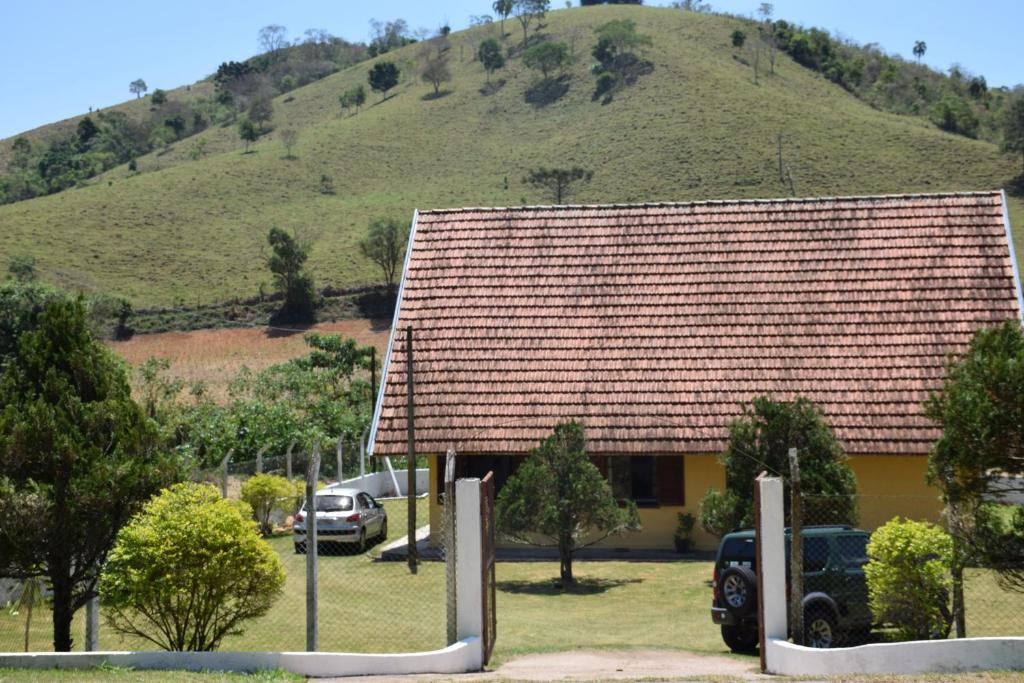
1 453 453 655
787 492 1024 647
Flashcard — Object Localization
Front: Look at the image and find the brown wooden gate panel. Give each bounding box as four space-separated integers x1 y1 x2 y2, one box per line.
480 471 497 665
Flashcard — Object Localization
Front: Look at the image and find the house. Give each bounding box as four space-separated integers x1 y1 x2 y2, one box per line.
368 191 1024 551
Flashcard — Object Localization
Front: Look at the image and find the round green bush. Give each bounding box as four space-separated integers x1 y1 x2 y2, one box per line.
100 482 285 651
241 474 294 536
865 517 953 640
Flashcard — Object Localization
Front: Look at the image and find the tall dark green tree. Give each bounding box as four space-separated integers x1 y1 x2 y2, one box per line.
0 297 180 651
478 38 506 81
266 227 316 321
699 396 858 536
368 61 400 101
496 421 640 582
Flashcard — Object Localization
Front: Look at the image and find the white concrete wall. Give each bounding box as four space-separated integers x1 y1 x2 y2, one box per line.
758 477 787 643
325 468 429 499
766 637 1024 676
456 478 483 643
0 639 482 678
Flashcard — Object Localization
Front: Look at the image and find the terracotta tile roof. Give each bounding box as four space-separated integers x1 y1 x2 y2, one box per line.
370 192 1023 457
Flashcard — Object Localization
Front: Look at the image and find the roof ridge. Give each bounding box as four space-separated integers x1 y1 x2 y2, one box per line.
417 190 1003 215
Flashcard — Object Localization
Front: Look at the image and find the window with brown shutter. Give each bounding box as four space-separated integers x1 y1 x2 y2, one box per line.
656 456 685 506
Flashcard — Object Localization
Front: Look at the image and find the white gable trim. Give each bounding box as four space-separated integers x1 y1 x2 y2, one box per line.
1000 190 1024 322
367 210 419 456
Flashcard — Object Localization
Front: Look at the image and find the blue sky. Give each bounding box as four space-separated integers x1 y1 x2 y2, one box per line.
1 1 1021 139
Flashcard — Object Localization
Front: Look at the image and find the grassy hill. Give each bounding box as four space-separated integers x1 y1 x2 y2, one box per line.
1 5 1021 308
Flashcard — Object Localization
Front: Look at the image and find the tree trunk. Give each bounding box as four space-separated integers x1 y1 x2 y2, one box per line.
51 577 74 652
558 535 573 583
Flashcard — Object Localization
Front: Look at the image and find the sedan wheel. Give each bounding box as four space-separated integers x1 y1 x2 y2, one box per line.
379 518 388 542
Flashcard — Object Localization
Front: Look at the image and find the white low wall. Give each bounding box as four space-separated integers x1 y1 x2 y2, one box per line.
0 638 482 678
328 468 429 499
766 637 1024 676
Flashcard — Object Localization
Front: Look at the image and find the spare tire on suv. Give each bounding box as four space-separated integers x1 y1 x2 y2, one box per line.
719 565 757 618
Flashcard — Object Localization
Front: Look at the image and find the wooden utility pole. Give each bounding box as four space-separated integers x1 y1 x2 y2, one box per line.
336 435 344 484
788 447 804 645
256 444 269 475
306 444 321 652
445 446 458 645
286 441 295 481
406 325 419 572
370 347 378 404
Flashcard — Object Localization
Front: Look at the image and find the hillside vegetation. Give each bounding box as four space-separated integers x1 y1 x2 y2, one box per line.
1 5 1021 308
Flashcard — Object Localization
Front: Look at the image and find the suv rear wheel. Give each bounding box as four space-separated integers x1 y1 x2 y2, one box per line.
720 624 758 653
720 566 758 618
804 607 838 649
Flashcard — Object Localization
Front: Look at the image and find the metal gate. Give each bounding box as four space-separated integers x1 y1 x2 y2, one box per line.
480 471 497 665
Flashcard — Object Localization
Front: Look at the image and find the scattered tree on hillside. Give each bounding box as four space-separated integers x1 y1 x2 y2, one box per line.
238 118 258 152
523 166 593 204
100 483 285 651
258 24 289 60
189 136 208 160
925 320 1024 636
266 227 317 322
522 41 571 79
150 89 167 106
513 0 550 50
0 296 180 651
496 421 640 583
339 84 367 115
493 0 514 36
670 0 712 10
368 18 414 56
368 61 401 101
478 38 506 81
1002 98 1024 173
698 396 858 537
591 19 654 100
913 40 927 63
359 217 409 296
7 255 37 282
129 79 148 99
247 96 274 132
731 29 746 48
280 128 299 158
420 53 452 96
757 2 773 21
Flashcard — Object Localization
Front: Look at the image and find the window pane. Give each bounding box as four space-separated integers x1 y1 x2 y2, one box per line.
631 456 656 503
316 495 353 512
837 534 869 567
609 456 631 499
803 537 829 572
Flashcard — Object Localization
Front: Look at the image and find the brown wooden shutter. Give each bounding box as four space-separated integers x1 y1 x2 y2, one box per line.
656 456 685 505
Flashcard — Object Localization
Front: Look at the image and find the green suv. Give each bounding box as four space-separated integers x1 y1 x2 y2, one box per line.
710 525 872 652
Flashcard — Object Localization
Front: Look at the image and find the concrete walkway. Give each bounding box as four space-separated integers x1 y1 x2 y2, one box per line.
320 649 764 682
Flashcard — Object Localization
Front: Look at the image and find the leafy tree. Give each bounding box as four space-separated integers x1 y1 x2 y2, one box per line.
266 227 316 321
492 0 514 35
930 95 979 138
513 0 550 50
189 136 208 160
76 117 99 145
522 41 570 79
0 296 180 651
258 24 289 58
731 30 746 48
698 396 858 536
7 254 37 282
523 166 593 203
368 61 400 101
496 421 640 582
247 96 273 132
280 128 299 158
1002 98 1024 173
339 84 367 115
241 474 294 536
478 38 506 81
591 19 654 98
865 518 953 640
238 117 258 152
359 217 409 296
129 79 148 98
420 54 451 95
151 89 167 106
913 39 927 63
100 483 285 651
925 320 1024 631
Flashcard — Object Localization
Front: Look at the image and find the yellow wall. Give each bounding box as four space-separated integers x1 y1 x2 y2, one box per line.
848 455 942 529
423 453 942 553
428 455 442 547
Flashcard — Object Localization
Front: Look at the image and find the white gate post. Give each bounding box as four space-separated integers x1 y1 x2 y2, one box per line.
757 475 787 672
455 478 482 642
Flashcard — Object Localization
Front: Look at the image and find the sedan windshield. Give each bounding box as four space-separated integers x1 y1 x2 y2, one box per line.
315 495 353 512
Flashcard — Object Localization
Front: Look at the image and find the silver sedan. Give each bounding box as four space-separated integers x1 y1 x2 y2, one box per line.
293 487 387 554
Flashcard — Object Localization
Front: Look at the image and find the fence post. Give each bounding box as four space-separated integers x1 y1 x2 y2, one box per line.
445 447 458 645
405 325 418 572
306 444 321 652
256 444 269 475
788 448 803 645
757 475 787 674
359 431 367 481
455 477 482 642
85 597 99 651
336 435 344 484
286 440 295 481
220 449 234 498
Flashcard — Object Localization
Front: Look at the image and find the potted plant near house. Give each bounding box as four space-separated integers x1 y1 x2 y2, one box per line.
674 512 695 553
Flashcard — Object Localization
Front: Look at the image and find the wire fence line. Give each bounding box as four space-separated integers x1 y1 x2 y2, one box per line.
0 454 452 654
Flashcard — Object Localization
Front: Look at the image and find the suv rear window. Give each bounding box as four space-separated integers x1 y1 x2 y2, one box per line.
837 534 869 567
719 536 756 569
803 537 829 572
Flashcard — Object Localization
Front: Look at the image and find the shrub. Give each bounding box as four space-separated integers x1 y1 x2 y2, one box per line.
698 488 744 538
865 518 953 640
100 483 285 651
241 474 293 535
